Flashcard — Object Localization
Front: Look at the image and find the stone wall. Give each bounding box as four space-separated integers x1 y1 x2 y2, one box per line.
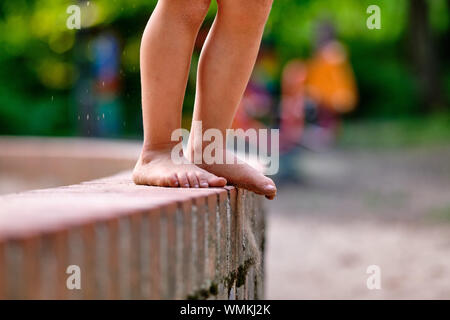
0 172 266 299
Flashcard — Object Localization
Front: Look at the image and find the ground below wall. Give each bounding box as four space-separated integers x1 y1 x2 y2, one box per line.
0 172 266 299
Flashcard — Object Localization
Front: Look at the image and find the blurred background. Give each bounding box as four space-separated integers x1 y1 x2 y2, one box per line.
1 0 450 299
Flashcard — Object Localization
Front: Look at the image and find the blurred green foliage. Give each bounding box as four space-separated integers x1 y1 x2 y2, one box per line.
0 0 449 137
339 113 450 149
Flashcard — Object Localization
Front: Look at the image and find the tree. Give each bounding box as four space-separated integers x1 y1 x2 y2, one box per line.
409 0 445 111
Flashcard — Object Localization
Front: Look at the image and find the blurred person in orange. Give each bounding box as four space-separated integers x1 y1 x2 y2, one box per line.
303 22 358 148
276 22 358 181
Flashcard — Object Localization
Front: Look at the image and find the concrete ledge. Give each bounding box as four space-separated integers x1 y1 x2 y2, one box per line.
0 172 266 299
0 137 140 193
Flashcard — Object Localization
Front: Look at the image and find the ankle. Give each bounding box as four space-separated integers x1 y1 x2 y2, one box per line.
187 139 234 166
140 142 180 163
142 141 180 152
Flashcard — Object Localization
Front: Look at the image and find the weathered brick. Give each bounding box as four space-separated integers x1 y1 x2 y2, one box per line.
4 240 24 299
161 202 177 299
0 168 266 300
66 227 84 300
206 193 217 290
226 187 238 274
130 212 142 299
3 237 40 299
24 237 40 299
217 190 229 300
193 196 206 292
235 189 247 300
94 221 109 299
148 208 161 300
180 203 192 298
139 211 151 299
174 208 184 299
82 223 96 299
38 233 59 299
107 218 120 299
247 266 255 300
53 230 69 300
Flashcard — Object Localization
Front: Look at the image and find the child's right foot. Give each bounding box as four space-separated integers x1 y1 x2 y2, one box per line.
188 146 277 200
197 160 277 200
132 146 227 188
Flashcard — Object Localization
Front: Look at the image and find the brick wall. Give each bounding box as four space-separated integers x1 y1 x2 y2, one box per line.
0 172 266 299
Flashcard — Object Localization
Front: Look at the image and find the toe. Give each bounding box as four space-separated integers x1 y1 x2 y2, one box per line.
132 170 143 185
207 174 227 187
166 174 179 187
261 177 277 196
263 182 277 195
246 175 276 197
196 173 209 188
177 173 190 188
187 172 199 188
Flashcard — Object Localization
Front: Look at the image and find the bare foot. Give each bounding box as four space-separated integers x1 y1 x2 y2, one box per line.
194 149 277 199
133 145 227 188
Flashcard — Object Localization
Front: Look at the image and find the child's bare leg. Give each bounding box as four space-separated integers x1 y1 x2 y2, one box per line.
188 0 276 198
133 0 226 188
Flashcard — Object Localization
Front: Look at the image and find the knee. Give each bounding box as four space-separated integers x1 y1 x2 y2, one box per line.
185 0 212 25
163 0 211 29
219 0 273 30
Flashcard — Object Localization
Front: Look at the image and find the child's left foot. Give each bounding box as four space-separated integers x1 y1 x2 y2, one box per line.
192 149 277 199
